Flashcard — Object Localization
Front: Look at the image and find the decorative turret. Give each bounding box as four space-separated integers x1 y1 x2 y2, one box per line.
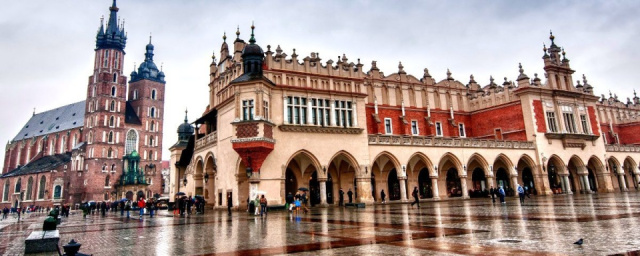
130 36 165 83
240 23 264 77
96 0 127 51
177 109 194 142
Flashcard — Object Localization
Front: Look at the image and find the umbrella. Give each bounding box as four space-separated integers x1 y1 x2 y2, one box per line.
120 198 128 202
175 192 186 196
298 187 309 192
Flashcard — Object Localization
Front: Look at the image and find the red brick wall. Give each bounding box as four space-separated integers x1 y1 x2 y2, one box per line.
533 100 546 133
469 102 527 141
587 106 600 136
600 124 615 144
616 122 640 145
365 105 471 137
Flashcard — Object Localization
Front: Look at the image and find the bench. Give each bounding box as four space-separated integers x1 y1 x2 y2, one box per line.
25 230 59 254
345 203 366 208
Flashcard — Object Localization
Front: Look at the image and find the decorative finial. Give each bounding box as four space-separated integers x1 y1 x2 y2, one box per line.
518 63 524 74
100 15 104 25
33 108 35 116
249 22 256 44
582 74 588 83
609 90 613 98
212 51 216 61
236 25 240 38
184 108 189 123
634 89 637 98
149 32 152 44
161 62 163 71
133 62 136 70
398 61 404 72
549 30 555 41
446 68 452 79
543 43 547 52
223 32 227 42
490 75 494 83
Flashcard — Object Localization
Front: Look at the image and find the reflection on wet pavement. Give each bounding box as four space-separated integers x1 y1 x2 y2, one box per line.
6 193 640 255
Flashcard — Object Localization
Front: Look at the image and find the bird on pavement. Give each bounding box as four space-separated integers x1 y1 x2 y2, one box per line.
574 238 583 245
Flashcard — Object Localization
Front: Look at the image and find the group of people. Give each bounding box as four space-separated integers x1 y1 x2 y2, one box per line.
174 195 205 217
489 184 530 204
284 191 308 214
338 188 354 206
80 197 157 219
248 195 270 216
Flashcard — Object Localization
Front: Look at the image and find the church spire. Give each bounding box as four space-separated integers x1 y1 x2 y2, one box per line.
96 0 127 51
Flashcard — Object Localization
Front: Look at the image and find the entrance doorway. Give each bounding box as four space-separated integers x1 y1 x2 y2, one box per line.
446 168 462 197
522 167 536 195
326 173 334 204
418 168 432 198
388 168 400 200
309 171 320 206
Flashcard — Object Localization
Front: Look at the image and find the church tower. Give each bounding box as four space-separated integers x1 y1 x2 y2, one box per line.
84 0 128 165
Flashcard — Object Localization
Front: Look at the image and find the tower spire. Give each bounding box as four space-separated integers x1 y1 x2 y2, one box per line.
96 0 126 50
249 22 256 44
184 108 189 123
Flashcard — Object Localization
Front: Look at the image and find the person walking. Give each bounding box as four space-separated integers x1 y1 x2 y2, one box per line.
187 196 193 215
347 188 353 204
286 192 294 212
410 187 420 208
227 193 233 215
101 201 107 217
338 188 344 206
381 189 386 204
2 207 8 220
125 200 132 218
138 198 146 219
120 200 125 216
147 198 155 218
489 186 495 203
498 186 506 204
517 184 525 204
260 195 268 217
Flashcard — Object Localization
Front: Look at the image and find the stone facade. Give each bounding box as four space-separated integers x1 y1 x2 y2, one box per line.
0 1 164 208
170 31 640 209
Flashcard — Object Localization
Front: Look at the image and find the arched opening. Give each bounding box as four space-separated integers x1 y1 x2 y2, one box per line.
195 159 204 196
608 157 625 191
38 177 45 199
587 167 598 192
14 178 21 193
110 100 115 111
418 168 432 198
471 168 486 198
370 172 376 202
105 175 110 187
446 168 462 197
53 185 62 199
327 173 334 204
111 86 116 96
495 168 511 195
387 168 401 201
137 190 144 200
522 168 536 195
329 151 360 203
285 168 298 200
151 89 157 100
623 157 637 190
309 171 320 206
26 177 33 201
547 157 565 194
150 107 156 118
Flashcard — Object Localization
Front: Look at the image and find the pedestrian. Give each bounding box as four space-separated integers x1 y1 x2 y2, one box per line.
381 189 386 204
227 193 233 215
138 198 146 218
187 196 193 215
82 203 89 219
338 188 344 206
294 196 301 215
489 186 495 203
498 186 506 204
347 188 353 204
517 184 525 204
302 192 309 213
17 207 21 222
253 196 260 215
120 200 125 216
101 201 106 217
410 187 420 208
125 200 132 218
2 207 8 220
260 195 268 217
147 198 155 218
286 192 294 212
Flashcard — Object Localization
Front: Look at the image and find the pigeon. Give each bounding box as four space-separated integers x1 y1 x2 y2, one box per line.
573 238 583 245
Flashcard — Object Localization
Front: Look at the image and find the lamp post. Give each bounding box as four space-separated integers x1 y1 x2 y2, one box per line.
245 157 253 179
204 172 209 183
183 176 187 187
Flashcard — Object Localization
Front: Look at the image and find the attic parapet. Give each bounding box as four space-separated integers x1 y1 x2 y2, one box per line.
264 45 364 79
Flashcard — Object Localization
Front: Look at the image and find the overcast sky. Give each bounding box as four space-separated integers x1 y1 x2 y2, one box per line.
1 1 640 161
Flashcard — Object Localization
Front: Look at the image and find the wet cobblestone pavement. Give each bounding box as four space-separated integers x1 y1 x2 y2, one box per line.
6 193 640 255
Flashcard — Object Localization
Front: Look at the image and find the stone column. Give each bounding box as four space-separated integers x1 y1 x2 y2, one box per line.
430 176 440 200
582 175 592 193
510 175 519 197
486 175 495 189
460 176 469 199
618 174 628 192
563 175 573 194
559 174 568 194
355 177 374 204
578 175 586 194
635 174 640 190
319 179 327 206
399 177 408 202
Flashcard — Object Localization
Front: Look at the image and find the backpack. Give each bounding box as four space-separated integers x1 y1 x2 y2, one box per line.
260 197 267 205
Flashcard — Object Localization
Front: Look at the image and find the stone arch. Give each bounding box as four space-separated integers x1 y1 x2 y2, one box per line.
372 151 402 202
286 149 322 178
438 152 463 176
567 155 586 194
438 153 465 198
466 153 491 176
407 152 434 176
517 154 537 194
194 157 204 196
406 152 435 199
623 156 638 190
204 153 216 203
587 156 606 193
329 150 361 202
608 156 626 191
607 156 621 174
547 155 567 194
371 151 401 176
493 153 515 174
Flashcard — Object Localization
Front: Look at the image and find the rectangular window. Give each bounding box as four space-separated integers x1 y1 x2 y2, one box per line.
285 96 307 124
458 123 466 137
546 111 558 133
435 122 443 137
310 99 331 127
561 106 577 133
580 114 590 134
384 118 392 134
242 99 254 121
333 100 354 128
411 120 419 135
263 101 269 120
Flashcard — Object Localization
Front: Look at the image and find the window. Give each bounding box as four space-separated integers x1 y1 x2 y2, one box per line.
111 164 116 172
105 175 110 187
150 107 156 118
14 178 21 193
263 101 269 120
102 164 107 172
148 150 153 160
109 116 115 127
133 90 138 100
384 118 392 134
108 131 114 143
111 86 116 97
411 120 419 135
38 177 46 199
26 177 33 200
286 96 307 124
151 89 157 100
107 148 113 158
87 132 93 144
546 111 558 133
110 100 116 112
458 123 466 137
112 73 117 83
149 136 155 146
125 130 138 154
92 86 96 97
150 121 155 132
311 98 331 126
103 50 109 67
580 114 590 134
334 100 354 128
3 182 9 201
53 185 61 199
242 99 254 121
435 122 443 137
114 52 119 69
561 106 577 133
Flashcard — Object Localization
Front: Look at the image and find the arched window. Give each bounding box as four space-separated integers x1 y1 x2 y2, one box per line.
149 150 154 160
133 90 138 100
110 100 116 111
3 181 10 201
89 102 93 112
53 185 62 199
105 175 110 187
102 164 107 171
150 121 155 132
107 147 113 158
92 86 96 97
108 131 114 143
151 89 157 100
109 116 115 127
113 73 117 83
14 178 21 193
149 136 154 146
26 177 33 200
111 86 116 96
49 139 55 155
125 129 138 155
38 177 46 199
111 164 116 172
150 107 155 118
87 132 93 144
59 136 66 153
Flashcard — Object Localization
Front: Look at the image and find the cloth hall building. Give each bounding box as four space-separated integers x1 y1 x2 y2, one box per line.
0 1 165 208
171 29 640 209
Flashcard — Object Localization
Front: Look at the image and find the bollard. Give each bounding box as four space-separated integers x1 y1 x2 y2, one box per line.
62 239 81 256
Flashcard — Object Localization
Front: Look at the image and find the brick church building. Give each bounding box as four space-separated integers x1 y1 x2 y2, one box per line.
171 26 640 210
1 1 165 208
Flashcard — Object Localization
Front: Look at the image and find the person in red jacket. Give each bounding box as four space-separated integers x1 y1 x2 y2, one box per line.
138 198 146 219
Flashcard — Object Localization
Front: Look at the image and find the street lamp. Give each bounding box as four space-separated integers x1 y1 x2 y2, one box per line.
245 157 253 178
183 176 187 187
204 172 209 183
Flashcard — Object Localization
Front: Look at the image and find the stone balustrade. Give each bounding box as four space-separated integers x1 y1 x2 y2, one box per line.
368 135 535 149
195 131 217 150
606 144 640 152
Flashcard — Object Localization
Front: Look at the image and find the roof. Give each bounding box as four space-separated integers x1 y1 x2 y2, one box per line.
124 101 142 125
176 135 195 167
229 73 275 85
1 152 71 178
13 101 85 142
